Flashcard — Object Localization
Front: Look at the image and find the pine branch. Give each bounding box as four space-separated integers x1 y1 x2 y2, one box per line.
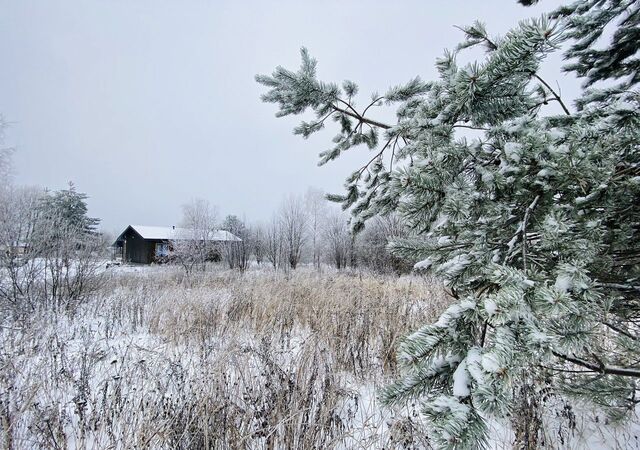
529 72 571 115
330 104 391 130
552 351 640 378
603 322 640 341
356 137 395 178
452 124 489 131
361 96 385 118
521 195 540 272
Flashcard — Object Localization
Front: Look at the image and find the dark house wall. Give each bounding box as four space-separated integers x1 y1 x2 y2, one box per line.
119 227 158 264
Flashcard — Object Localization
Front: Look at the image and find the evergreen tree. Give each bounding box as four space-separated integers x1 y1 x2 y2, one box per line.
222 215 246 237
257 1 639 447
39 182 100 234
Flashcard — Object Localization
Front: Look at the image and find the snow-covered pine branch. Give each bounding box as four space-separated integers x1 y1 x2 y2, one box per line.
258 2 640 448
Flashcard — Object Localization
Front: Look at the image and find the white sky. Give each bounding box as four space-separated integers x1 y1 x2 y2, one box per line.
0 0 570 233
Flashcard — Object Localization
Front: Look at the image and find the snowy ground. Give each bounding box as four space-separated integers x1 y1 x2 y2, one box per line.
0 264 638 449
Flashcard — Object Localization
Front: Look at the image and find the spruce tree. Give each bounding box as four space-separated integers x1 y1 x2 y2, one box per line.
39 182 100 234
257 1 639 447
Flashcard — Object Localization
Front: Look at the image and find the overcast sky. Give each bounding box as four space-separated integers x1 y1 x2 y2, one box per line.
0 0 569 233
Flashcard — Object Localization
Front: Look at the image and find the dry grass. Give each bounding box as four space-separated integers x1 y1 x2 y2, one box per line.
0 266 449 449
2 266 639 449
148 270 445 376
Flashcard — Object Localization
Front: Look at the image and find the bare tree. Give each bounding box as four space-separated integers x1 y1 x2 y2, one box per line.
236 226 252 272
181 199 219 239
265 215 284 270
34 185 103 312
170 233 205 277
37 209 104 312
279 195 307 270
0 119 12 191
221 215 251 272
0 145 45 314
0 186 45 314
304 187 327 270
0 151 12 192
252 224 266 265
171 198 219 276
356 214 411 274
0 142 103 314
0 185 105 314
323 209 351 270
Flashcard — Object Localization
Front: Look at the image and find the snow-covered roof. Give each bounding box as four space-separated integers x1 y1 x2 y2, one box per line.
209 230 242 242
118 225 241 242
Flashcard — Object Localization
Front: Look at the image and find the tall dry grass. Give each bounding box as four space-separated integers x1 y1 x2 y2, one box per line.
0 267 449 449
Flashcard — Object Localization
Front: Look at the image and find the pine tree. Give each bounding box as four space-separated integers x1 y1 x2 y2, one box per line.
257 1 639 448
39 182 100 235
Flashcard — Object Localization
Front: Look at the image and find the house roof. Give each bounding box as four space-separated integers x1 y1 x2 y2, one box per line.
116 225 241 243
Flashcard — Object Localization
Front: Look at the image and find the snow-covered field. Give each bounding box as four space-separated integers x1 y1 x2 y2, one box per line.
0 265 638 449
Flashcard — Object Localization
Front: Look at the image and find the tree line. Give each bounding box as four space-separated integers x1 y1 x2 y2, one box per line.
172 187 412 276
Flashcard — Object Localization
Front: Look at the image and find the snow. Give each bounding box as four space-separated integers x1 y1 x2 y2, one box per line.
536 168 552 178
437 254 471 278
521 278 535 288
434 300 476 328
428 395 470 415
575 184 607 205
547 128 566 140
2 265 640 448
481 353 502 373
554 274 573 293
484 298 498 316
505 233 519 255
478 166 495 184
548 143 569 156
504 119 527 133
432 213 450 230
504 142 522 162
452 358 470 397
614 100 636 112
414 258 433 270
466 348 485 384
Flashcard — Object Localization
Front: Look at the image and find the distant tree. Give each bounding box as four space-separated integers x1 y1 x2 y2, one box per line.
0 117 12 189
252 224 266 265
0 140 102 313
0 182 103 313
258 1 640 447
305 187 327 270
0 154 11 194
221 215 251 271
38 182 99 235
0 131 45 313
279 195 307 269
171 198 218 276
37 207 103 311
323 209 350 269
265 214 284 270
357 215 411 274
0 186 46 313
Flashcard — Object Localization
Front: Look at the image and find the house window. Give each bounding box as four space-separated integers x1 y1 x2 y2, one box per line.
155 243 169 257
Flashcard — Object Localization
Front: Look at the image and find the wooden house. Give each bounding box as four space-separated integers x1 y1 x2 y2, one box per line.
113 225 241 264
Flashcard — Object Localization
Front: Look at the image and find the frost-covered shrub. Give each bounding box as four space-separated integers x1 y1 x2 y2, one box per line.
0 183 104 315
